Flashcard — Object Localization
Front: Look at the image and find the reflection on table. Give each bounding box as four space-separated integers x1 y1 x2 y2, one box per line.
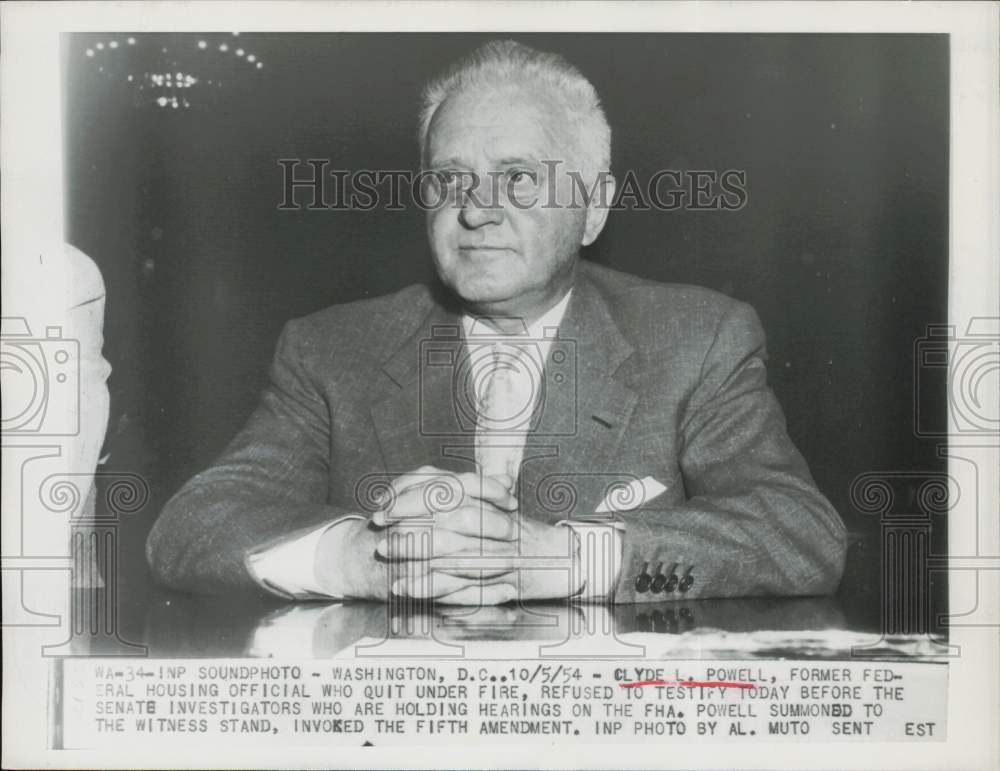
240 596 860 660
64 585 947 662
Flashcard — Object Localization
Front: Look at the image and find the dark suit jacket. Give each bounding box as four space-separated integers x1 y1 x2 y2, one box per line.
147 261 847 602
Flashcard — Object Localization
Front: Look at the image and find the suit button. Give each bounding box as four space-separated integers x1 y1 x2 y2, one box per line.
665 573 679 592
634 562 652 593
679 571 694 592
651 562 667 593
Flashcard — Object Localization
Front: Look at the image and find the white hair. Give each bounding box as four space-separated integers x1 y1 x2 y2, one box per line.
418 40 611 179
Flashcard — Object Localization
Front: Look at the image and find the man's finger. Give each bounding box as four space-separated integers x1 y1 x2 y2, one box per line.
434 504 516 540
371 468 458 526
375 528 466 560
378 483 463 521
384 562 512 587
430 565 515 579
388 465 449 496
393 572 515 601
376 529 513 560
376 528 436 561
373 470 517 527
457 472 517 511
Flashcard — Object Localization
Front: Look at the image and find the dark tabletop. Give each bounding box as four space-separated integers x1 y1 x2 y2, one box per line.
71 533 948 660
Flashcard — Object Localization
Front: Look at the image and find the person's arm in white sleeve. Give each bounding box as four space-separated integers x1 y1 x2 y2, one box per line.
244 515 366 600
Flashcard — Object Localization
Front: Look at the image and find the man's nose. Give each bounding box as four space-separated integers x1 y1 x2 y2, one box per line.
459 191 505 229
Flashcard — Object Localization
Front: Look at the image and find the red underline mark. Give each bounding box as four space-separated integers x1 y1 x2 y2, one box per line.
619 679 756 690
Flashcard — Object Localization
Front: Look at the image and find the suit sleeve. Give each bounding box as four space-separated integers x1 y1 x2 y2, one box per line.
146 319 371 595
613 301 847 603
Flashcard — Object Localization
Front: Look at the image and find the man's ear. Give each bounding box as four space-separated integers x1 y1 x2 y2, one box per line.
581 172 616 247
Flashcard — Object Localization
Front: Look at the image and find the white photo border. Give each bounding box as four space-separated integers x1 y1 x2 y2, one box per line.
2 2 997 769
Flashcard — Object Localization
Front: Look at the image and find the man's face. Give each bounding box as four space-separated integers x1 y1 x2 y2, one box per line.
423 84 610 321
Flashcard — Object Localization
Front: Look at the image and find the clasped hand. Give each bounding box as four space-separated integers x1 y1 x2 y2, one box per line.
370 466 582 604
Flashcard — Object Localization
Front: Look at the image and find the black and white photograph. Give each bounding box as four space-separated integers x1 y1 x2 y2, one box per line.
2 2 998 769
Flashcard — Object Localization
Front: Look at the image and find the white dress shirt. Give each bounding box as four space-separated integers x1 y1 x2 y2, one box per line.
246 289 623 601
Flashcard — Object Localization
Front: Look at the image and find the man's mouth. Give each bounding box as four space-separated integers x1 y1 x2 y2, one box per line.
458 245 515 255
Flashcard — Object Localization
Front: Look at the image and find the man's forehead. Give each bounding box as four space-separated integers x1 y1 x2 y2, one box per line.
427 85 572 165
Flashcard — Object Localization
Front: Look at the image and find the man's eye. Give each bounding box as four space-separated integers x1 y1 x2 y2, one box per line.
507 169 537 185
432 170 465 188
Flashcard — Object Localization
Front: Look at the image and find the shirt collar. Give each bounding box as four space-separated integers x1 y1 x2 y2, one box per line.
461 289 573 340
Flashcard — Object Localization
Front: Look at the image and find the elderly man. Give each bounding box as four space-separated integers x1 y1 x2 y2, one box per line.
147 40 846 604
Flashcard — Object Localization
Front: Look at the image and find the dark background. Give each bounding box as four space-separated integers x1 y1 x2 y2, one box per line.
64 33 949 629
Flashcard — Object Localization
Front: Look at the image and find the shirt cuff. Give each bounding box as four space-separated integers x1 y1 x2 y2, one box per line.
555 520 624 602
244 515 365 600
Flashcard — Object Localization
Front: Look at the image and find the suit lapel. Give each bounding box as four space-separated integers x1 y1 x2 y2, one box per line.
519 275 639 524
369 299 477 476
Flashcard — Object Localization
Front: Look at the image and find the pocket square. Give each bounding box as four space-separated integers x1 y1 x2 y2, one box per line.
595 476 667 513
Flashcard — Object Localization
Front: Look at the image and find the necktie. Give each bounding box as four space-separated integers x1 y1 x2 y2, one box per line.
474 342 534 482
